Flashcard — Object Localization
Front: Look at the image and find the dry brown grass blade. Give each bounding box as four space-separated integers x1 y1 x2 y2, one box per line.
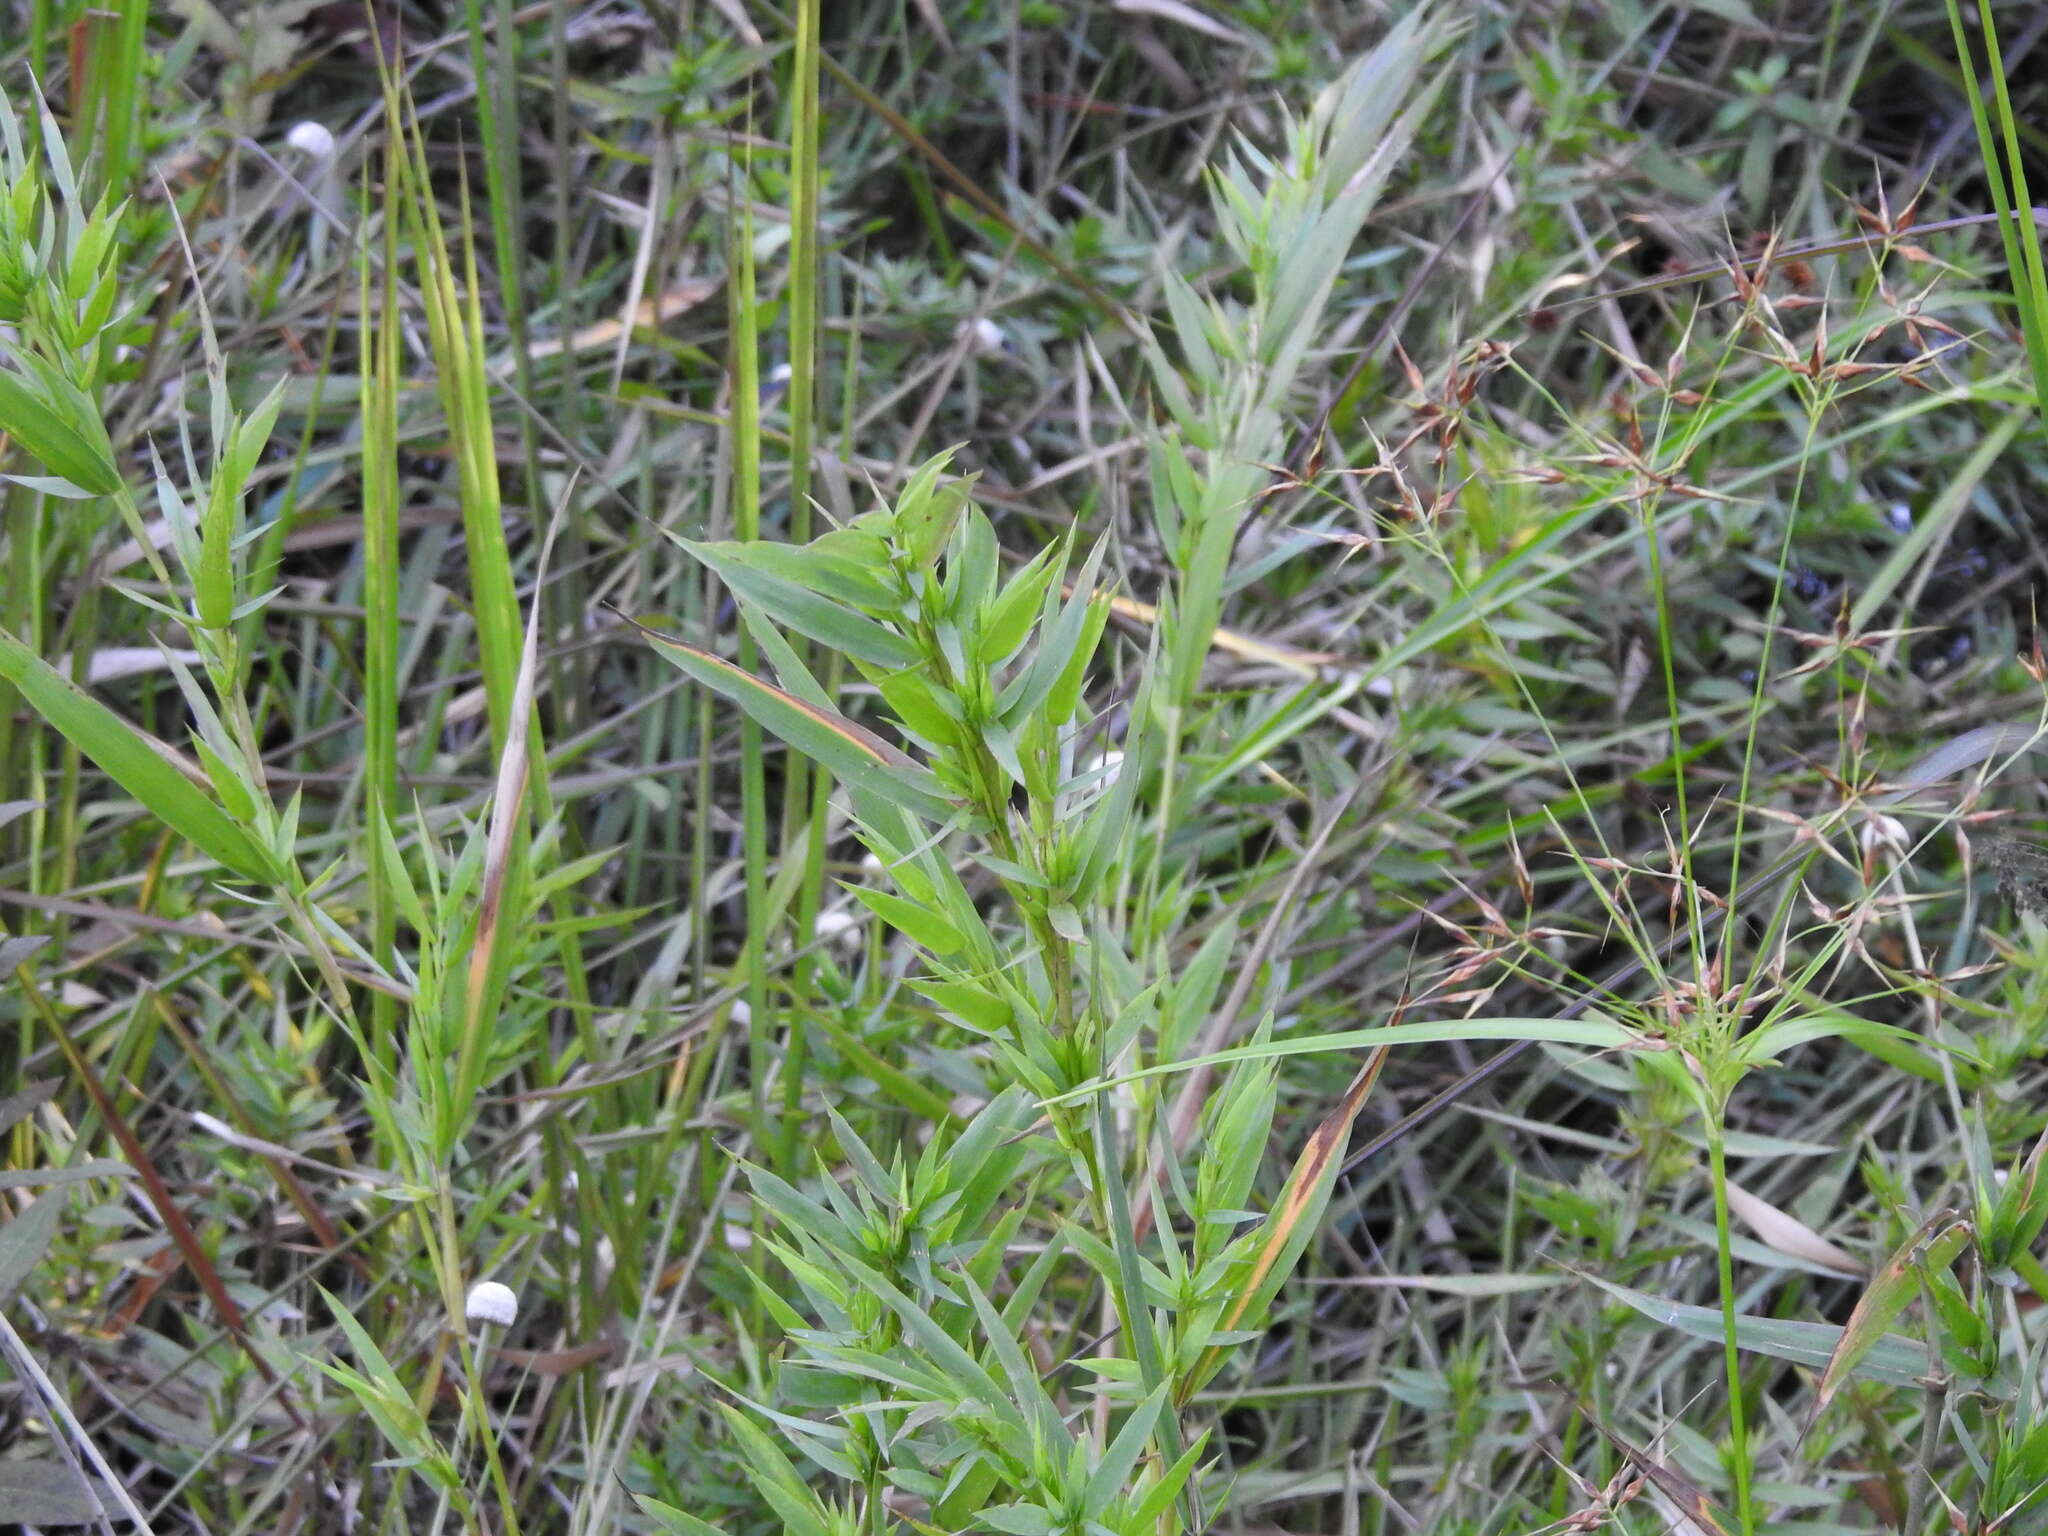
1723 1180 1864 1278
1579 1408 1735 1536
460 511 559 1089
1555 208 2048 313
1086 587 1340 676
517 278 720 365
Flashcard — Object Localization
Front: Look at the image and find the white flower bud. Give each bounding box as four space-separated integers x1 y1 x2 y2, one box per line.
464 1280 518 1327
729 998 751 1027
286 121 336 159
1861 814 1908 856
959 316 1010 356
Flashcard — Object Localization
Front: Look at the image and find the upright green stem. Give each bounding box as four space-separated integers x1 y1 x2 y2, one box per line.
1707 1123 1756 1536
728 147 776 1187
773 0 827 1176
437 1185 523 1536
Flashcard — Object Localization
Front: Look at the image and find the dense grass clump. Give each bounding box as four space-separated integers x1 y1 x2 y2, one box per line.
6 1 2048 1533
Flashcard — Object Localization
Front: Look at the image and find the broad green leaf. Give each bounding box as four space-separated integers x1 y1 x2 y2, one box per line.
683 538 918 669
0 1459 103 1525
1132 1434 1210 1527
896 449 968 567
198 379 287 628
980 1504 1054 1536
634 620 953 822
0 364 121 494
0 1185 61 1302
980 544 1060 665
999 537 1110 727
912 977 1014 1036
697 535 903 616
876 669 961 750
1161 269 1220 387
1085 1385 1168 1516
1043 587 1113 728
1989 1126 2048 1268
846 883 966 955
0 628 273 880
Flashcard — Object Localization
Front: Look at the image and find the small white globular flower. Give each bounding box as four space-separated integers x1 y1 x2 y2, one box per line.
283 121 344 267
729 997 752 1027
286 121 336 159
957 315 1012 357
859 850 885 875
465 1280 518 1328
815 909 862 952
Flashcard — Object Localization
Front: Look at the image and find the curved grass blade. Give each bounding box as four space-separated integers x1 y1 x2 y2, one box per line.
1572 1266 1927 1387
1042 1016 1638 1108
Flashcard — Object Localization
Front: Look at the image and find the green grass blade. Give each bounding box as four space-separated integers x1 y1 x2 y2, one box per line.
0 628 273 881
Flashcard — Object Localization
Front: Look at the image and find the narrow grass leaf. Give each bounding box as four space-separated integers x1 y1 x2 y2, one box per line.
0 1078 55 1136
635 1497 727 1536
0 1158 132 1189
1325 1272 1564 1295
1814 1214 1969 1416
633 619 953 821
1043 1016 1637 1107
1185 1046 1388 1397
1574 1268 1925 1386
